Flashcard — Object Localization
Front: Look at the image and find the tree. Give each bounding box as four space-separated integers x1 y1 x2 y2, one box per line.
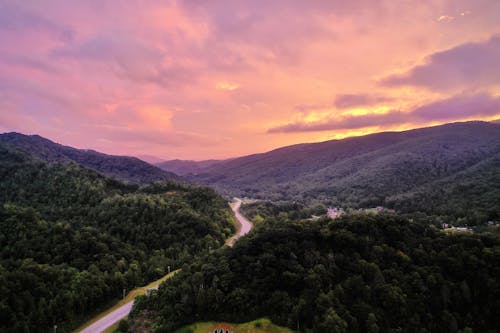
366 313 379 333
318 308 348 333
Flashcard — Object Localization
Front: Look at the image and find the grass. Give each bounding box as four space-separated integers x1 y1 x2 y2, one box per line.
103 321 120 333
174 317 293 333
73 270 179 332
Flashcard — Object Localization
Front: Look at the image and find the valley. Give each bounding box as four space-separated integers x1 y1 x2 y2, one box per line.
1 121 499 333
3 3 500 332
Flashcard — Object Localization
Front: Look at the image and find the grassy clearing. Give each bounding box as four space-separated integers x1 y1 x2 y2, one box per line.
73 270 179 332
174 317 293 333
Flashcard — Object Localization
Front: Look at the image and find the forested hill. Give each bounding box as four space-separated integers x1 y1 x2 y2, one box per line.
191 121 500 207
0 142 235 333
131 213 500 333
387 152 500 222
0 132 178 183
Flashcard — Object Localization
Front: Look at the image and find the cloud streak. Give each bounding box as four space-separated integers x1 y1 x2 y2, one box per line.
269 93 500 133
334 94 393 109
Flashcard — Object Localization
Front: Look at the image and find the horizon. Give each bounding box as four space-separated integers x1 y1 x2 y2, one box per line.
2 118 496 162
1 1 499 159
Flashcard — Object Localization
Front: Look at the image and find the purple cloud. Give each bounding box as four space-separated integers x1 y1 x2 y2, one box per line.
334 94 393 109
381 35 500 91
0 2 73 42
268 93 500 133
52 33 198 88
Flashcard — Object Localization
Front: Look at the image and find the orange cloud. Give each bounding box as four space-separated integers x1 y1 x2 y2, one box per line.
134 106 172 130
215 82 239 91
438 15 454 22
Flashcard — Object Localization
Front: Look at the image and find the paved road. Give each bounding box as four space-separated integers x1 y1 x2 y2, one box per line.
80 301 133 333
228 198 253 247
78 198 252 332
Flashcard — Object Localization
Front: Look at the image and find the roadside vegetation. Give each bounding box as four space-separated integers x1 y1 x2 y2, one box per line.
174 318 292 333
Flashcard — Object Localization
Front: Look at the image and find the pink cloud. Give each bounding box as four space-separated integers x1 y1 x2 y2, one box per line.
1 0 499 159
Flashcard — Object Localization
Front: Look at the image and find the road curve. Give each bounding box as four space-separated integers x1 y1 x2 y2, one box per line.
77 198 252 332
227 198 253 247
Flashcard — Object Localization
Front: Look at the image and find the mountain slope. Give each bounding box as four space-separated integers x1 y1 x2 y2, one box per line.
156 159 224 176
387 152 500 221
0 132 178 183
192 121 500 210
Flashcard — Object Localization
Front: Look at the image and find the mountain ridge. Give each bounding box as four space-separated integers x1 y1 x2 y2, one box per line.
156 159 226 176
189 121 500 219
0 132 178 183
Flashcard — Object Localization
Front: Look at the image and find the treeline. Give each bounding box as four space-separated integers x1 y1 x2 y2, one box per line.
131 214 500 333
0 143 235 332
240 201 326 224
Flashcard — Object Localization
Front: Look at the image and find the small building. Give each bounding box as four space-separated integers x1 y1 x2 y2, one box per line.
209 325 233 333
327 207 345 219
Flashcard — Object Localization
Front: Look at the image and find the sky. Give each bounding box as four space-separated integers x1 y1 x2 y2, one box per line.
0 0 499 160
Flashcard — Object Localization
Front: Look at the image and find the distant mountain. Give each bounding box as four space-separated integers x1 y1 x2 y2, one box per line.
137 154 168 164
192 121 500 214
0 132 178 183
157 159 225 176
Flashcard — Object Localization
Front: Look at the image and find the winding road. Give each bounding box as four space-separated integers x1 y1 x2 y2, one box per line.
77 198 252 333
227 198 253 247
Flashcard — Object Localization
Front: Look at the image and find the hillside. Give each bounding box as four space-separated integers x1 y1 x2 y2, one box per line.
0 143 234 333
192 121 500 213
156 159 224 176
387 153 500 221
0 132 178 183
131 214 500 332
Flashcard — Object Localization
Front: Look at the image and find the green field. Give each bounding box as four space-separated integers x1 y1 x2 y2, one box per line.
175 318 293 333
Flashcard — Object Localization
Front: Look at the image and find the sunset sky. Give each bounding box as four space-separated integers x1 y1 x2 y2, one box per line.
1 0 499 160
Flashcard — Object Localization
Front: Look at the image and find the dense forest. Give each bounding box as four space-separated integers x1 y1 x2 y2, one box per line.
0 143 235 332
131 212 500 333
387 154 500 224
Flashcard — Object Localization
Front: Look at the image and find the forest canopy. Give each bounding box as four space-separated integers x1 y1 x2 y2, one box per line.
0 143 235 333
131 212 500 333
